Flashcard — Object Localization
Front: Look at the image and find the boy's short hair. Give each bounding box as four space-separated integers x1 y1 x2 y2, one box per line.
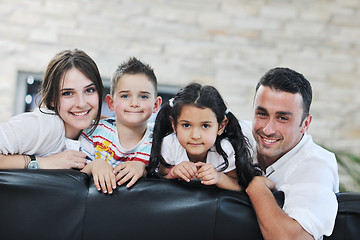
110 57 158 96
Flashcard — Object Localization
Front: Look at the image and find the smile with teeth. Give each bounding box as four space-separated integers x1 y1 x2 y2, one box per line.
261 136 278 144
72 110 90 116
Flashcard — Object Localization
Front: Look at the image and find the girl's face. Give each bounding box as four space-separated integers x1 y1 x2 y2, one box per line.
172 105 227 162
56 68 99 139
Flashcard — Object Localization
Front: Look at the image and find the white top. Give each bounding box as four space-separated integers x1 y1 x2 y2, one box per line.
0 108 80 156
161 133 236 173
240 121 339 240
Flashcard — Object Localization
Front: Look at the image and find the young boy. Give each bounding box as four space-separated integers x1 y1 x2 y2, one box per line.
80 57 162 194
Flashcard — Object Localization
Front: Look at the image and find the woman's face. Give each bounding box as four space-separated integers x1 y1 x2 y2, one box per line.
56 68 99 139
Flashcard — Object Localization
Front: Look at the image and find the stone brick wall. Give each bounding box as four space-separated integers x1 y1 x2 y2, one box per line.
0 0 359 155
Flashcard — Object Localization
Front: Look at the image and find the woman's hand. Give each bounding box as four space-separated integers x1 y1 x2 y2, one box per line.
37 150 87 169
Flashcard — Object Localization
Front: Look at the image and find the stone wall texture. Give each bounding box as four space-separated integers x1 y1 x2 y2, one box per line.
0 0 359 157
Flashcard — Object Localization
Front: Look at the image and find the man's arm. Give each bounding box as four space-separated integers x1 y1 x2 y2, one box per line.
246 176 314 240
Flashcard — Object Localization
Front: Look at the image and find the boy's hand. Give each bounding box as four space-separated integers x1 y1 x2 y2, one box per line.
114 161 146 188
171 161 197 182
84 159 116 194
195 162 219 185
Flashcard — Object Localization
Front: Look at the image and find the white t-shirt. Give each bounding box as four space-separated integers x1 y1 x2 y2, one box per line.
161 133 236 173
0 108 80 156
240 121 339 240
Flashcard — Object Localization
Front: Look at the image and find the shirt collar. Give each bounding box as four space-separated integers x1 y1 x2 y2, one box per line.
263 133 310 176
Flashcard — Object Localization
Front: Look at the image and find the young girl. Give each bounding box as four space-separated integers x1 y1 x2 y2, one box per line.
0 49 104 170
147 83 260 191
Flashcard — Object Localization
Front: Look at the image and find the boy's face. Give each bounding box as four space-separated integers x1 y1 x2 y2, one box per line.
106 73 161 129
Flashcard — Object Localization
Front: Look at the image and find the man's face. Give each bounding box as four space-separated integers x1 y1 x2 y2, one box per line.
252 85 311 168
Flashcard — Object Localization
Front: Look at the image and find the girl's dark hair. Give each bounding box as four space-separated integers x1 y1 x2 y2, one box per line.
38 49 104 134
147 83 261 188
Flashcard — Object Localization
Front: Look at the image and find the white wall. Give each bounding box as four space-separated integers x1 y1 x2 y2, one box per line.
0 0 359 155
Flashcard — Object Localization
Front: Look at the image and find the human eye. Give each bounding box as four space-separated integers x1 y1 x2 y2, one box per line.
278 116 289 122
120 94 129 99
256 111 268 118
85 86 97 94
61 91 73 97
140 94 149 100
182 123 190 128
202 124 211 129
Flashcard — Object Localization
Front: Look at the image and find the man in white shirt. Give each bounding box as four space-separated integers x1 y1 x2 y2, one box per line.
244 67 339 240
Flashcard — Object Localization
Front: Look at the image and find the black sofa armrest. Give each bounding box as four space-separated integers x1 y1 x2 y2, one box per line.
324 192 360 240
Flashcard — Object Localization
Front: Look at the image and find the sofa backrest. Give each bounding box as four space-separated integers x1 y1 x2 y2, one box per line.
0 170 359 240
0 170 89 240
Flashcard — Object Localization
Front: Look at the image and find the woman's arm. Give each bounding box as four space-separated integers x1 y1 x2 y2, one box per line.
0 154 28 169
0 109 67 158
0 151 87 170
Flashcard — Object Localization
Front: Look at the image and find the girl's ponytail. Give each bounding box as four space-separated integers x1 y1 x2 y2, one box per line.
224 112 261 188
146 104 173 177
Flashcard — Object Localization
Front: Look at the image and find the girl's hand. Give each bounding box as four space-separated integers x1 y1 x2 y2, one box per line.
195 162 219 185
114 161 146 188
171 161 197 182
37 150 87 169
82 159 116 194
196 164 242 191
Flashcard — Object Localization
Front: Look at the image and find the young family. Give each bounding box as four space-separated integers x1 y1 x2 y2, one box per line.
0 49 338 240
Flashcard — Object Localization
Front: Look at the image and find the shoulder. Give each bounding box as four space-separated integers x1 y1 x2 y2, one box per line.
9 108 64 134
219 138 235 154
161 133 187 165
239 120 255 147
99 117 116 129
161 133 182 154
299 135 337 166
162 133 178 146
0 108 66 155
147 122 154 132
83 117 116 135
12 108 62 124
278 134 339 191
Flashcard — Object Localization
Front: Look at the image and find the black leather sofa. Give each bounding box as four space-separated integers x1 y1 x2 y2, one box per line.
0 169 359 240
